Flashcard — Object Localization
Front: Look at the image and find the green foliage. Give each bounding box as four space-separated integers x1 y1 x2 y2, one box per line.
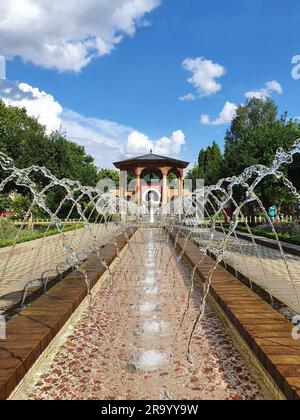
0 222 84 248
186 141 223 187
198 141 223 185
186 98 300 221
223 98 300 177
168 173 177 181
233 223 300 246
0 100 99 186
10 194 32 217
0 194 12 212
222 98 300 207
98 168 120 189
0 218 18 240
0 100 101 215
186 165 203 190
288 154 300 191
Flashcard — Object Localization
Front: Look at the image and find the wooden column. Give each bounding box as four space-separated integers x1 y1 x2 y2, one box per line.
178 169 184 198
135 168 143 206
119 170 127 200
161 168 168 206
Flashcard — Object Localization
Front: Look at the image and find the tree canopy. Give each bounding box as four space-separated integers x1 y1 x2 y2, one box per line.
186 141 223 187
186 98 299 210
223 98 300 178
97 168 120 189
0 100 99 186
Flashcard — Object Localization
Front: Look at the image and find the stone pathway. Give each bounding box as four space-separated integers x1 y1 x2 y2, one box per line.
0 224 121 313
189 227 300 315
15 229 266 400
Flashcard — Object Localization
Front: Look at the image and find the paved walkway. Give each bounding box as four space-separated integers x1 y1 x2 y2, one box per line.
0 223 122 313
14 229 265 400
188 227 300 315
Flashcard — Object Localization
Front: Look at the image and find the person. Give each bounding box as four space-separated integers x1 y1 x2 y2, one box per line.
268 204 277 222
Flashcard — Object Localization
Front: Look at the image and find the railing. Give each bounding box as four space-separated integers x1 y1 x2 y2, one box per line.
13 219 82 226
237 215 299 225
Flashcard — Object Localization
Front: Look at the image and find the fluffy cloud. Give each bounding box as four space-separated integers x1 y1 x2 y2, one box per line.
0 79 186 167
0 0 160 72
156 130 185 155
245 80 283 100
126 131 153 154
0 80 63 133
201 101 237 126
181 57 225 99
125 130 185 156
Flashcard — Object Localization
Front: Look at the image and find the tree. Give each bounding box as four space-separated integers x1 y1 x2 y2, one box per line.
10 194 32 218
288 154 300 191
0 194 11 212
223 98 300 218
97 168 120 189
186 165 203 190
187 141 223 187
0 100 99 187
204 141 223 185
0 101 102 218
223 98 300 177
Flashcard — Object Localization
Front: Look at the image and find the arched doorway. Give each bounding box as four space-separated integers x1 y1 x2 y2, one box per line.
140 167 163 207
143 188 161 210
167 168 180 205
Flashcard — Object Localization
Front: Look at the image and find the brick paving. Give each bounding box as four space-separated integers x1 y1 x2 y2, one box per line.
187 227 300 315
0 223 122 313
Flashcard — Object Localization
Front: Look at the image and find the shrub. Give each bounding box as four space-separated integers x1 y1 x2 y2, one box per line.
0 218 18 240
257 222 300 236
0 194 12 212
0 223 84 248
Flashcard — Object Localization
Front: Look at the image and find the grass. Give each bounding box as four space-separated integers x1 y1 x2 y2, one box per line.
0 222 84 248
229 224 300 247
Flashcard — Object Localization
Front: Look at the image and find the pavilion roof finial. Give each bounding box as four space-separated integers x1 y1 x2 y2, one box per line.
150 148 153 154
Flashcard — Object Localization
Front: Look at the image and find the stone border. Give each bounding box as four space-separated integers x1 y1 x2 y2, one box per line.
0 228 137 400
167 227 300 400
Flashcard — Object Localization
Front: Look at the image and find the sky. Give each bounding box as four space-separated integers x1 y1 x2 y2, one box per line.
0 0 299 169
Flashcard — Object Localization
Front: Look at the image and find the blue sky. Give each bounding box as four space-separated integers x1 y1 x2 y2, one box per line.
0 0 299 168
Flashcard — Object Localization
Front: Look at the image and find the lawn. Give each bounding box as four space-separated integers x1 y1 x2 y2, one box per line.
0 219 84 248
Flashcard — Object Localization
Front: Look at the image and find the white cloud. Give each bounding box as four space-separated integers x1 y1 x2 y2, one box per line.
245 80 283 100
179 93 196 102
155 130 186 155
0 55 5 79
0 0 160 72
125 129 185 156
0 79 186 167
0 80 63 133
265 80 283 94
201 101 237 126
181 57 225 99
126 131 153 154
